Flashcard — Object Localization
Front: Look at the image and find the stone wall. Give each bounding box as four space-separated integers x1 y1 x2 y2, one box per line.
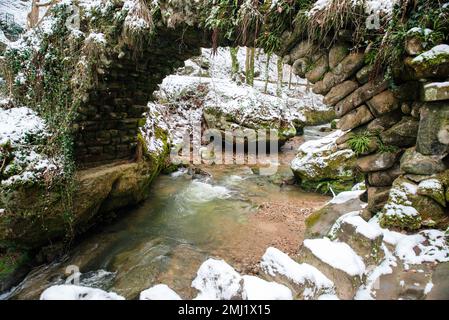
73 29 206 167
282 35 449 229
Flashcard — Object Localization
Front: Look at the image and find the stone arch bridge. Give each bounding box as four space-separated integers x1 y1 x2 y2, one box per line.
4 0 449 244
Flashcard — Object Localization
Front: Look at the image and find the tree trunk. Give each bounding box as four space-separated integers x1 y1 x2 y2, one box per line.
230 47 239 77
264 53 271 94
276 57 283 97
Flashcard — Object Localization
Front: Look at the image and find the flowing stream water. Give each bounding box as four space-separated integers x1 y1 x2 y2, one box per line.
2 127 332 300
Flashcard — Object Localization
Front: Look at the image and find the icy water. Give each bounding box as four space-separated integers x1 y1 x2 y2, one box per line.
2 129 332 300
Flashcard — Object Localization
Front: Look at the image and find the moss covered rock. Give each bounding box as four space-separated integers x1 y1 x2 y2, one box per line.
379 177 448 231
417 178 446 207
291 130 358 194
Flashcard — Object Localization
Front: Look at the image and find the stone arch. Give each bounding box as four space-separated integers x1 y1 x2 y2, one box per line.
6 0 449 227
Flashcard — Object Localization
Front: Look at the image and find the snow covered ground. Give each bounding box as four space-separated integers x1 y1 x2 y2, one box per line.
0 0 31 28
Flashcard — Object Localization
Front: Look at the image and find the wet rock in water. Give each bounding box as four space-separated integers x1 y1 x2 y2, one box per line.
400 147 445 175
260 247 335 300
297 238 365 300
40 285 125 300
416 102 449 155
140 284 182 300
291 130 357 194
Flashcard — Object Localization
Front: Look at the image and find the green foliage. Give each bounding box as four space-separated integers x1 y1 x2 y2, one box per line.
330 120 337 129
348 132 371 155
373 0 449 75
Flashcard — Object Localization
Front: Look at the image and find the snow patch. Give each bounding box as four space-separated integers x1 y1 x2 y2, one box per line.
40 285 124 300
241 276 292 300
140 284 182 300
303 238 366 277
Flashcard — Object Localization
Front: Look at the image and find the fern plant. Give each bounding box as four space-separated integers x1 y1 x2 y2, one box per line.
347 132 371 155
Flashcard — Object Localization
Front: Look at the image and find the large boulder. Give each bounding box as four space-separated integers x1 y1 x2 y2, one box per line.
260 247 335 299
291 131 357 193
305 190 366 238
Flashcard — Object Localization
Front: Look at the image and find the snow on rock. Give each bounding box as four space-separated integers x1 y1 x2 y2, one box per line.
355 244 397 300
395 230 449 267
379 178 421 229
424 281 434 295
40 285 125 300
0 0 30 27
0 106 62 188
329 190 364 205
291 130 355 182
140 103 168 154
241 275 292 300
140 284 182 300
192 259 242 300
341 215 383 240
260 247 335 298
0 107 48 145
412 44 449 64
328 211 361 238
303 238 366 277
157 75 328 138
369 216 449 267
